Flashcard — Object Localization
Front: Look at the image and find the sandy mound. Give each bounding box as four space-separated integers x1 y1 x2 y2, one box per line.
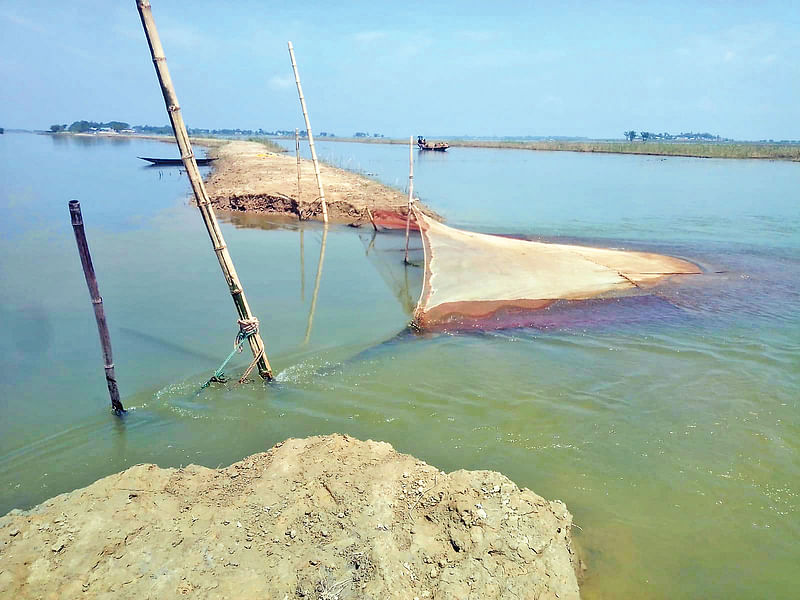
0 435 581 599
203 141 438 224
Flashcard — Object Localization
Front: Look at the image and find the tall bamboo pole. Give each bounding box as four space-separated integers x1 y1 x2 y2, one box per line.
403 136 415 264
288 41 328 223
69 200 125 415
295 128 302 201
136 0 272 380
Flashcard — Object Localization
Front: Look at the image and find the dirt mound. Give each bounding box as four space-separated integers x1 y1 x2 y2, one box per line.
0 435 581 599
203 141 439 224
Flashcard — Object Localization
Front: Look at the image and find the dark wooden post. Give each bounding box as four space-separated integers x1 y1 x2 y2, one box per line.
69 200 125 415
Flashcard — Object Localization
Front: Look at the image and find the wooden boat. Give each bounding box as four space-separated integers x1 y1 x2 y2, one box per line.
416 136 449 151
138 156 216 166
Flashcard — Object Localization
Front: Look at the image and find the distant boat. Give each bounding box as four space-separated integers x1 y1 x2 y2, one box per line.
138 156 216 166
416 136 448 151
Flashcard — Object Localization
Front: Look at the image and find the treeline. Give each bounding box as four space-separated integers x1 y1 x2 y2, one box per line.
134 125 339 137
49 120 360 138
50 121 132 133
623 130 726 142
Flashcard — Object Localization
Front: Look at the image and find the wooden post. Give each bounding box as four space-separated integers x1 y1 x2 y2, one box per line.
136 0 272 380
288 41 328 223
366 206 378 231
69 200 125 415
404 135 415 264
295 128 302 202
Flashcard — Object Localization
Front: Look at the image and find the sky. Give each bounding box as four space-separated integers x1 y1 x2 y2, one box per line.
1 0 799 140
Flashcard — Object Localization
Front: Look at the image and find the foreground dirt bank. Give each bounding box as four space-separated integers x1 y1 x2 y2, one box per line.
0 435 581 599
204 141 438 224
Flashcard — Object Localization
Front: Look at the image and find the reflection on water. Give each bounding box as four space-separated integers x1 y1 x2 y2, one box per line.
361 230 422 317
1 134 799 600
304 225 328 344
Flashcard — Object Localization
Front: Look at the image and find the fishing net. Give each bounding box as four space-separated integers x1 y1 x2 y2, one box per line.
411 208 701 330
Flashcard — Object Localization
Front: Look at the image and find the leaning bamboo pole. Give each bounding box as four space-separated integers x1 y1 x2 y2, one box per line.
136 0 272 380
403 136 415 264
288 41 328 223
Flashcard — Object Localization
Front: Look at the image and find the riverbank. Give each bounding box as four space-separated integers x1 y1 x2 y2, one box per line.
203 140 438 223
46 132 434 223
0 434 582 599
287 136 800 161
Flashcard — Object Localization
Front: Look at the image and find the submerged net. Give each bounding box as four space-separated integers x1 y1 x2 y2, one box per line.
411 208 701 330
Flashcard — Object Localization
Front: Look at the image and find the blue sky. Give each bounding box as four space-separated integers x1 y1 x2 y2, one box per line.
1 1 798 140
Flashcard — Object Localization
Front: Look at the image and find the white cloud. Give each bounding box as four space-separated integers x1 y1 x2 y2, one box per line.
160 24 205 50
353 30 386 43
457 30 496 42
268 75 293 90
0 9 46 33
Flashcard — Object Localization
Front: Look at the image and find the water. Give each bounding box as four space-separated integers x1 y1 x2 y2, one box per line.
1 133 798 599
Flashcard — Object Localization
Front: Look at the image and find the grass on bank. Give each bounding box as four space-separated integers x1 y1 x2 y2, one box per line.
310 136 800 161
246 136 286 153
449 139 800 161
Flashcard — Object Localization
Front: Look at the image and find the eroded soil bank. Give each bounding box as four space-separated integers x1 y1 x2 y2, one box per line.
203 141 438 224
0 434 581 599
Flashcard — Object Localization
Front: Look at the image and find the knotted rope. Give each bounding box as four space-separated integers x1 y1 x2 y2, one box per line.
201 317 261 389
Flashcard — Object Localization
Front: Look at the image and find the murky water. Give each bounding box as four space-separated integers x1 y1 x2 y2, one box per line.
1 133 798 599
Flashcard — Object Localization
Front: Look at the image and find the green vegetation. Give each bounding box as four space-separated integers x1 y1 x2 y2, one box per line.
445 139 800 160
317 136 800 161
66 120 130 133
245 137 286 153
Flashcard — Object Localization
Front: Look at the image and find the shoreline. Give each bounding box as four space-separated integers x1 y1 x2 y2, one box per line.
41 130 800 161
270 135 800 162
43 132 434 223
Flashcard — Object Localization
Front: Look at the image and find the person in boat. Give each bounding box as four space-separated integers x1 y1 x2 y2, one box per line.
417 136 426 147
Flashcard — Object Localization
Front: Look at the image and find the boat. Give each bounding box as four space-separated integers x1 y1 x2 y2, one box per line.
416 136 449 151
138 156 216 166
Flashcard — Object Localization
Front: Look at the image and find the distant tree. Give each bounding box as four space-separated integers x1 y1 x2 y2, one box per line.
624 130 637 142
640 131 651 142
50 124 65 132
69 120 92 133
106 121 129 132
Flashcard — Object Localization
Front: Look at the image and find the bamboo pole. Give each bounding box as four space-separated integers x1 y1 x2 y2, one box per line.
288 41 328 223
69 200 125 415
303 225 328 344
136 0 272 380
295 128 302 201
403 135 415 264
366 206 378 231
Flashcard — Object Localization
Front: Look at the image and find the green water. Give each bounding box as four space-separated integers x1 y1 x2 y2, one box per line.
1 133 798 599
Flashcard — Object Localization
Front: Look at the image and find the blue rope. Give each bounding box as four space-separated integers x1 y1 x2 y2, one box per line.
201 318 259 389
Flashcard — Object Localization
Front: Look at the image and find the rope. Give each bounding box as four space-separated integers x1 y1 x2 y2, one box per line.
200 318 260 389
